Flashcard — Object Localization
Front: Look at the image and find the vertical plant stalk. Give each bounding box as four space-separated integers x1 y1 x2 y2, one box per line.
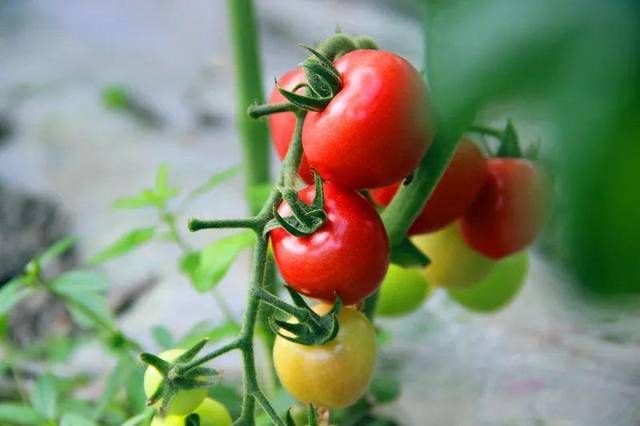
226 0 279 362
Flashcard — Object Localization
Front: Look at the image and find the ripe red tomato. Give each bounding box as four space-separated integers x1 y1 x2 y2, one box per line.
270 183 389 305
273 305 376 408
370 138 487 234
461 159 546 259
268 68 313 183
302 49 433 189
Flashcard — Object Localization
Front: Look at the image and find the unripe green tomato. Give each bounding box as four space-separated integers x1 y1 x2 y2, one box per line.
143 349 207 416
376 264 431 317
150 398 233 426
448 252 528 312
412 222 496 288
273 305 376 409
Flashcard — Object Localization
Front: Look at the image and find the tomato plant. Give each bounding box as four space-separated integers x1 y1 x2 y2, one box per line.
371 138 487 234
413 222 496 288
376 264 432 317
273 305 376 408
302 49 433 190
271 182 390 305
144 349 208 416
461 158 546 259
448 252 528 312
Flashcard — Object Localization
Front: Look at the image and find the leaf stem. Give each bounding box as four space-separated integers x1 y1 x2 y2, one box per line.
248 102 298 119
188 218 260 232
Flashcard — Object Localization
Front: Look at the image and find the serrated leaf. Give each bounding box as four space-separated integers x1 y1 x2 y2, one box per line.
60 413 98 426
51 271 109 295
151 325 175 349
0 404 43 425
30 373 58 419
37 236 77 266
88 227 156 265
186 165 241 201
191 231 255 292
0 278 34 317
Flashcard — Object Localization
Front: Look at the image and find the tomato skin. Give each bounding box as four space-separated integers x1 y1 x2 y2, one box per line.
376 264 432 317
150 398 233 426
448 251 528 312
143 349 208 416
268 68 313 183
412 222 495 288
273 305 376 408
303 49 433 190
461 159 546 259
271 183 389 305
371 139 487 234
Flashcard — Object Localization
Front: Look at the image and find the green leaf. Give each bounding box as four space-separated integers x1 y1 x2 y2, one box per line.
151 325 175 349
154 163 180 200
37 236 77 266
390 239 430 268
186 165 241 201
60 413 97 426
88 227 156 265
0 278 34 317
179 251 201 283
51 271 114 329
370 374 401 404
102 85 130 109
30 373 58 419
0 404 42 425
126 364 148 413
113 189 162 209
178 320 241 348
51 271 109 294
190 231 255 292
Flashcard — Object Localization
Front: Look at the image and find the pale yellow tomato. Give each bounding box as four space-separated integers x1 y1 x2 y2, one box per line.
273 305 376 408
150 397 232 426
412 222 496 288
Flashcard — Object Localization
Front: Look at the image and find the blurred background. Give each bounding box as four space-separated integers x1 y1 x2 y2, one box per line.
1 0 639 425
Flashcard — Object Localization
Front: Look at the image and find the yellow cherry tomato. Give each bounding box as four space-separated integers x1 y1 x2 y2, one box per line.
412 222 496 288
150 398 233 426
273 305 376 408
143 349 208 416
376 264 432 317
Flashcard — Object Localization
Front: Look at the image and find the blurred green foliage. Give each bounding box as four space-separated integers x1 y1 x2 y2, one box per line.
422 0 640 295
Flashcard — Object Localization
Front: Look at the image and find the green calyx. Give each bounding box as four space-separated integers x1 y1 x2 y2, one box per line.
468 120 528 159
264 172 326 237
269 287 342 346
140 339 219 415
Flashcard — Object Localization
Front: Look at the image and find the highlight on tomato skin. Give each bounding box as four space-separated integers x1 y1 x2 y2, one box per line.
412 221 496 289
371 138 487 235
273 305 377 409
461 158 547 259
268 67 314 183
270 182 390 305
448 251 529 313
302 49 434 190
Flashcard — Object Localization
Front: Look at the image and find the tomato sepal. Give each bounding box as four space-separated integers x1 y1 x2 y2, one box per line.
390 238 430 268
269 287 342 346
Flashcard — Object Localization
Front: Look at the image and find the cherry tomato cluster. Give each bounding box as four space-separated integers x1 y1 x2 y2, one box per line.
268 47 432 408
374 138 546 315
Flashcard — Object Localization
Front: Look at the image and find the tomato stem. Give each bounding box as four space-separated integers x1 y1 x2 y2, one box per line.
248 102 299 119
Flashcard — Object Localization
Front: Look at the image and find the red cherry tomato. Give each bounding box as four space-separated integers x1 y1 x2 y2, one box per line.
302 49 433 190
270 183 389 305
461 158 546 259
370 138 487 234
268 68 313 183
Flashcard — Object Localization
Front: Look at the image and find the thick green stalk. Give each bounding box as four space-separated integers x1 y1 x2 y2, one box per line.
226 0 278 363
227 0 270 212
